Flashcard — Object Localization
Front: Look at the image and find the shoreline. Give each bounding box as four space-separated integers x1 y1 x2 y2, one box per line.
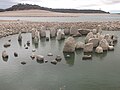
0 20 120 38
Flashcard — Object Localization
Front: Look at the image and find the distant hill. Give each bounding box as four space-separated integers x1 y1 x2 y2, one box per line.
5 3 109 14
0 9 5 12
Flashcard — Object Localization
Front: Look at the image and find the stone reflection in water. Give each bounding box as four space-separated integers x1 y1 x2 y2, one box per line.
63 52 75 66
40 38 46 47
94 51 107 59
32 38 39 49
18 40 22 47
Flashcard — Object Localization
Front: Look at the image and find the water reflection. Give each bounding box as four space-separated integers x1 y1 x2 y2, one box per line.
94 51 108 60
18 40 22 47
32 38 39 49
63 52 75 66
40 38 46 47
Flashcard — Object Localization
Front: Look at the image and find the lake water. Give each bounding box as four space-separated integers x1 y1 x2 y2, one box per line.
0 31 120 90
0 14 120 22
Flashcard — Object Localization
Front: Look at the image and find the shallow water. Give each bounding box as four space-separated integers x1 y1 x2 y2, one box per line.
0 14 120 22
0 31 120 90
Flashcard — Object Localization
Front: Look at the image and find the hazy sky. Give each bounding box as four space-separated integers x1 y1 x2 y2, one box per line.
0 0 120 12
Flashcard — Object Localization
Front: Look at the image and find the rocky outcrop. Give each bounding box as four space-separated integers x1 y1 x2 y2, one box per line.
84 43 93 53
63 37 76 52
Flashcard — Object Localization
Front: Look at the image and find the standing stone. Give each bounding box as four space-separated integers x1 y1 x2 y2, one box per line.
40 26 46 38
63 37 76 52
75 41 84 49
50 27 57 38
97 25 102 34
95 46 103 53
31 28 36 39
57 29 65 40
88 38 99 47
84 43 93 53
70 25 78 35
64 28 70 35
99 39 109 51
85 32 94 43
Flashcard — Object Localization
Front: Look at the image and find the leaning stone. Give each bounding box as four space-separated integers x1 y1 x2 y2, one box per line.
88 38 99 47
84 43 93 53
99 39 109 51
95 46 103 53
85 32 94 43
82 55 92 60
63 37 76 52
75 41 84 49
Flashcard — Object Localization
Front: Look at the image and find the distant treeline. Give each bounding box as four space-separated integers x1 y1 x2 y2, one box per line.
0 3 110 13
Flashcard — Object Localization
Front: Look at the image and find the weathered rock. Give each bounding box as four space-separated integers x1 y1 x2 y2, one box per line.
64 28 70 35
18 32 22 41
63 37 76 52
4 43 11 48
40 28 46 38
88 38 99 47
51 60 57 65
95 46 103 53
57 29 65 40
96 33 104 41
75 41 84 49
70 25 78 35
92 29 97 34
82 55 92 60
73 32 81 37
14 52 18 57
85 32 94 43
97 25 102 34
108 46 114 51
99 39 109 51
84 43 93 53
78 29 90 35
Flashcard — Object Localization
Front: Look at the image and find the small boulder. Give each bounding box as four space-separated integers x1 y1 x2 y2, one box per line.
21 61 26 65
84 43 93 53
51 60 57 65
55 55 62 62
108 46 114 51
63 37 76 53
36 55 44 62
75 41 84 49
2 51 8 58
95 46 103 54
48 53 53 56
64 28 70 35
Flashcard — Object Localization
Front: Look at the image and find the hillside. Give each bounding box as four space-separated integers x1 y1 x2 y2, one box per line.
5 3 109 14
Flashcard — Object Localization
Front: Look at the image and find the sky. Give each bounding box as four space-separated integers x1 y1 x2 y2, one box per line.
0 0 120 12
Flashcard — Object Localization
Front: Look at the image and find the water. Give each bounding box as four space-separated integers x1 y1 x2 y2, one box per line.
0 14 120 22
0 31 120 90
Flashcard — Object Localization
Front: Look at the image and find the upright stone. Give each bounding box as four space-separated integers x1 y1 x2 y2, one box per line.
99 39 109 51
84 43 93 53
